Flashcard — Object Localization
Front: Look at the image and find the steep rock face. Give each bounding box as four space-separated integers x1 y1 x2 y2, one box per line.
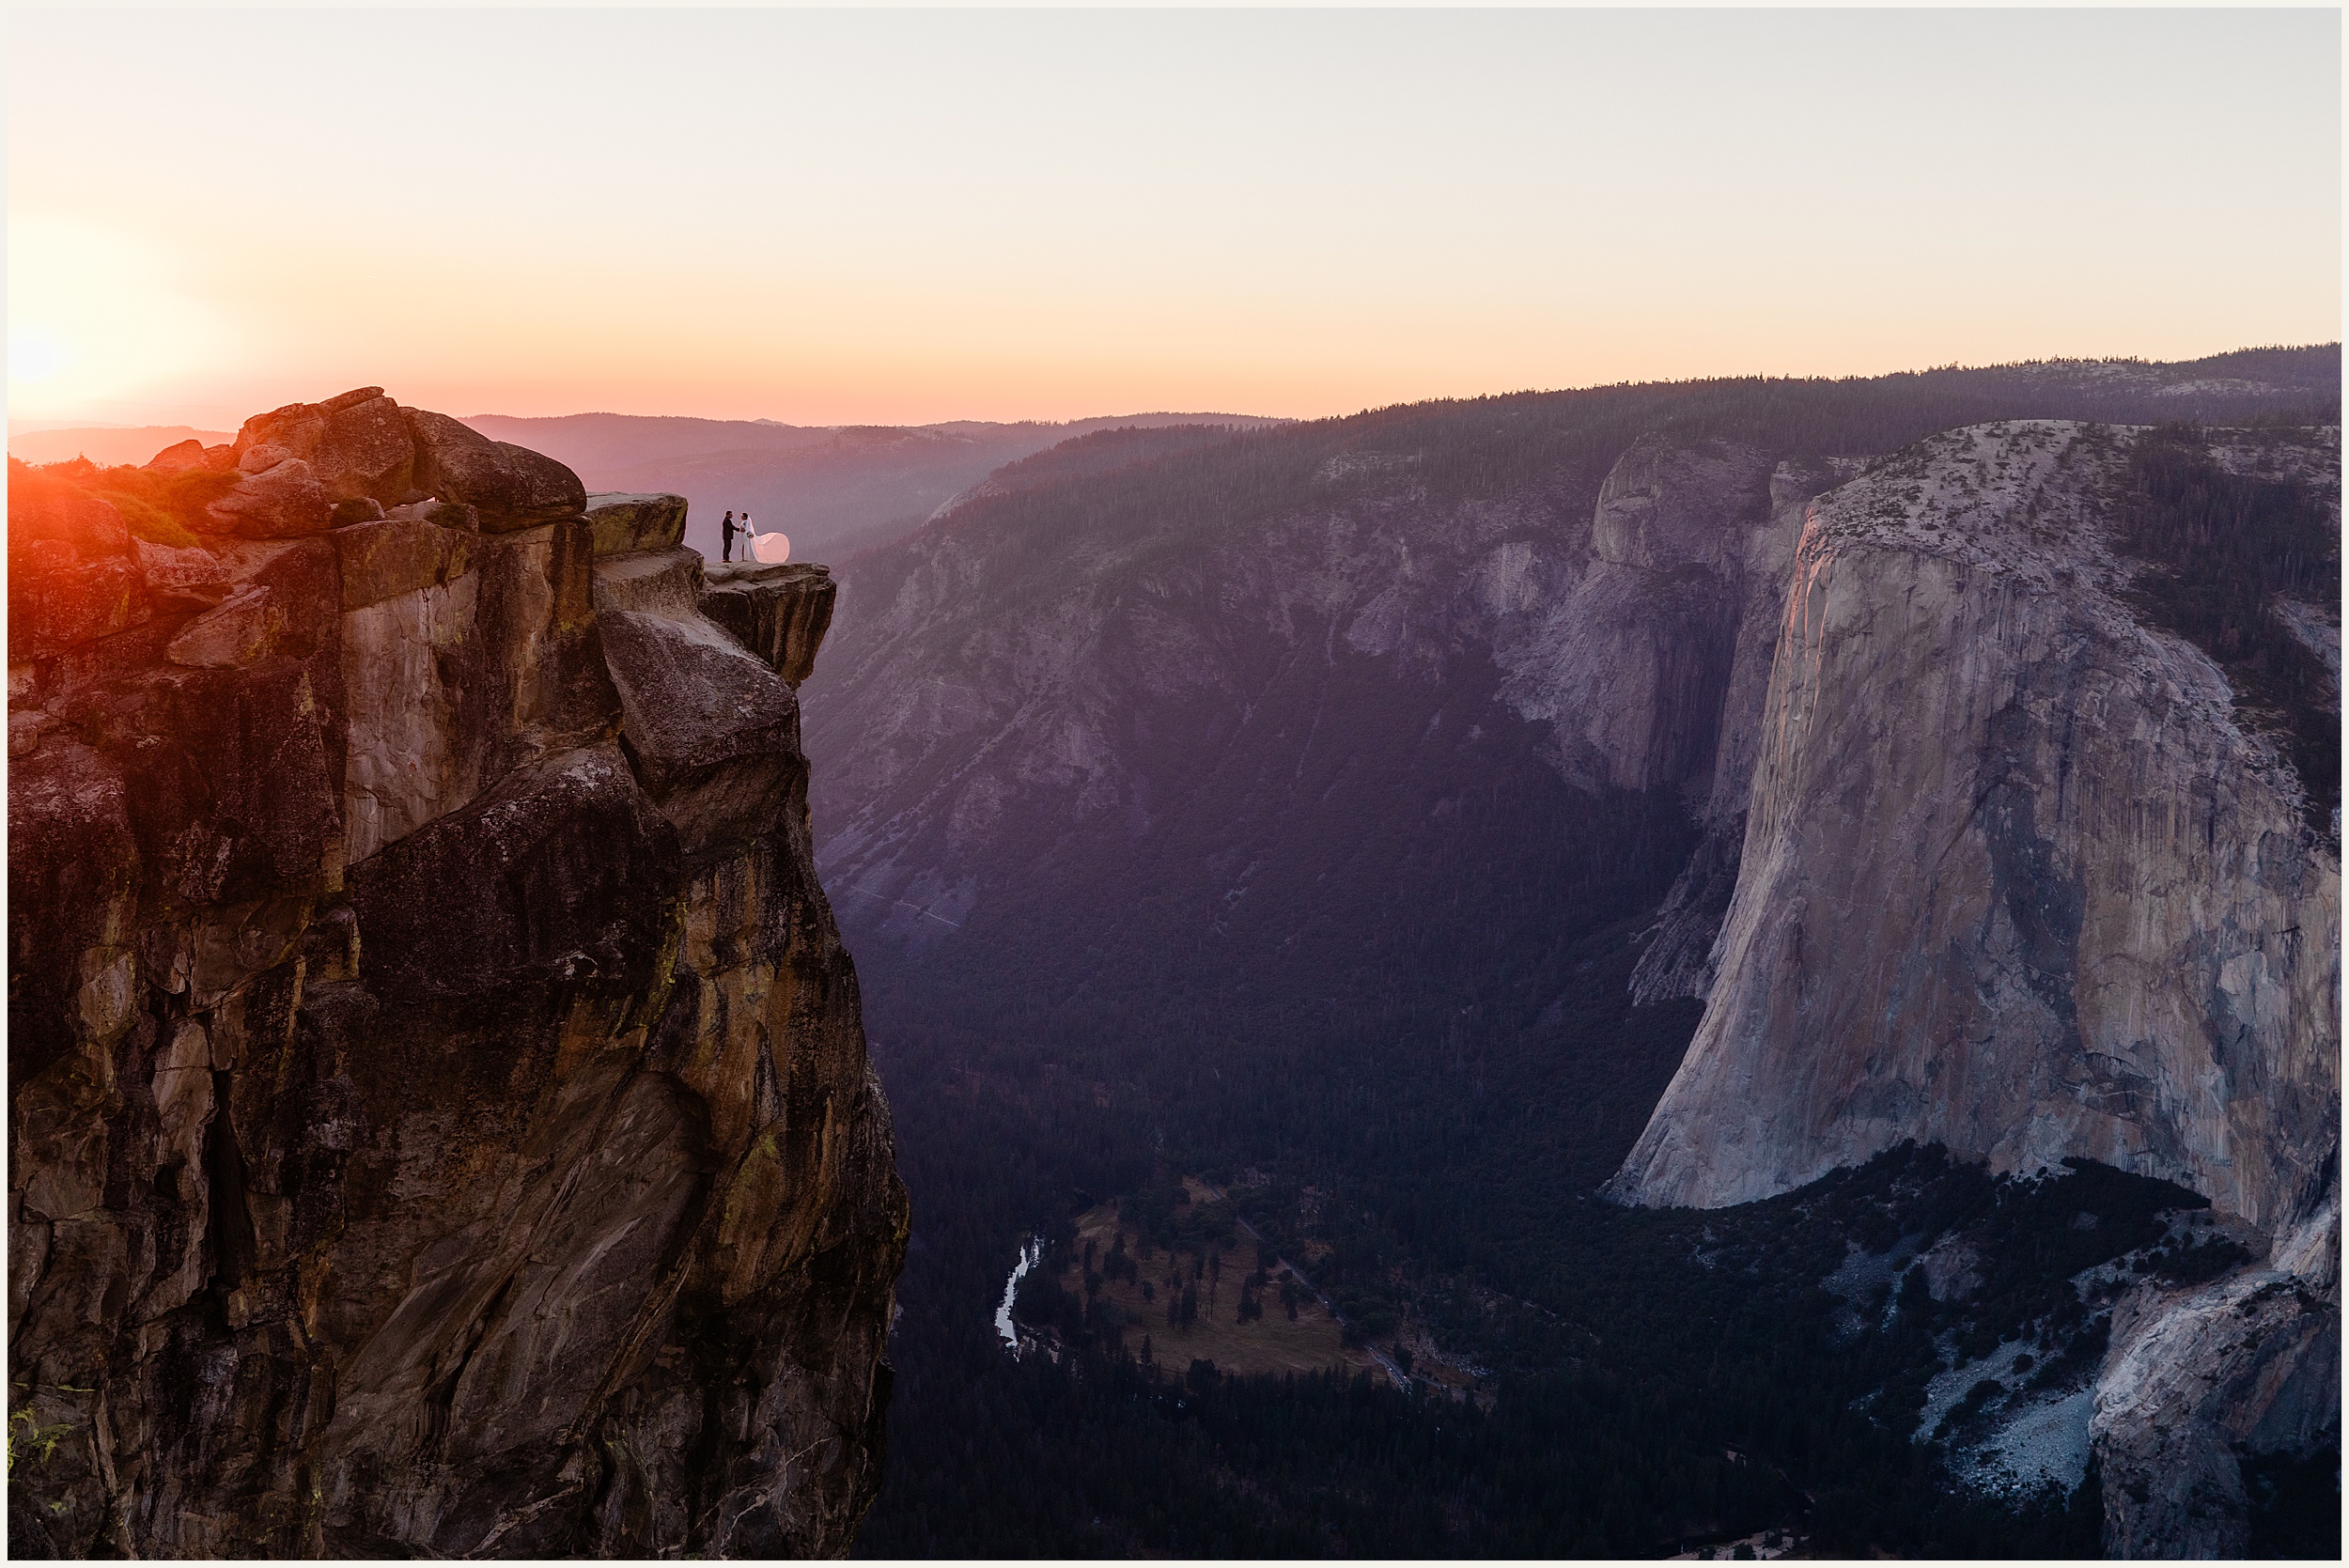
1486 433 1775 794
810 432 1797 950
1612 421 2339 1223
702 562 836 688
1475 438 1860 1005
1607 420 2340 1554
7 398 906 1559
2092 1196 2341 1558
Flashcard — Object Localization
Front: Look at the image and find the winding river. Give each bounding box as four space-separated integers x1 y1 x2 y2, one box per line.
994 1236 1046 1357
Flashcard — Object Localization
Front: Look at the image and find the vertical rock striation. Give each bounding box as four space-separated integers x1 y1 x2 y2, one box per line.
1607 420 2340 1555
8 393 907 1558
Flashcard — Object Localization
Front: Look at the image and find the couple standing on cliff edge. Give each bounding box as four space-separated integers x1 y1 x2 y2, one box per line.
721 508 791 566
721 508 753 562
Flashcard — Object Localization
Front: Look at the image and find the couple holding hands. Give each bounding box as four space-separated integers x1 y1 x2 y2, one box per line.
720 509 788 565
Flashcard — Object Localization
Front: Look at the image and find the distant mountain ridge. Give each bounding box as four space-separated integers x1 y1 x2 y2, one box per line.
7 425 234 468
462 409 1289 562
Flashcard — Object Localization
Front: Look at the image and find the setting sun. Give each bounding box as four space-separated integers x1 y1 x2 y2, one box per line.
8 8 2338 427
8 213 232 420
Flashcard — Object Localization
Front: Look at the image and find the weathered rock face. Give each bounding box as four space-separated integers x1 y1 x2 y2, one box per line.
583 491 690 559
2092 1196 2341 1558
7 400 907 1558
1611 422 2340 1224
1490 434 1777 795
701 562 836 688
1606 420 2340 1555
408 408 590 532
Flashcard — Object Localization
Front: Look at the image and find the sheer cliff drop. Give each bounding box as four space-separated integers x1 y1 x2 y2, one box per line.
7 390 909 1558
1607 421 2341 1556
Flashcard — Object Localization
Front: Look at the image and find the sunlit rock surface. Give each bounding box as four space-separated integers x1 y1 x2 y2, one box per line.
7 393 907 1559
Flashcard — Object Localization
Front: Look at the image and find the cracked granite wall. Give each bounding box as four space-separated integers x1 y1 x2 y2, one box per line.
8 393 906 1558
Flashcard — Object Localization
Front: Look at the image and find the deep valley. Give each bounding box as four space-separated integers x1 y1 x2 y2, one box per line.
805 349 2341 1559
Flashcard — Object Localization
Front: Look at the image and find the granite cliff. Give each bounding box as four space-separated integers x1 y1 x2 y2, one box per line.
8 391 906 1557
1607 420 2340 1556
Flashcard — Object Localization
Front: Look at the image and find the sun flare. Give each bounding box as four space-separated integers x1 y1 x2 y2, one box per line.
8 214 234 418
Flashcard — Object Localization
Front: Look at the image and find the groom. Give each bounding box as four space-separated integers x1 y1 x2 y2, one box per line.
720 509 737 562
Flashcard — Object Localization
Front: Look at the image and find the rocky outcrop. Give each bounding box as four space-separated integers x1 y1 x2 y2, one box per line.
2092 1195 2340 1557
408 409 589 531
141 440 219 475
599 562 806 857
702 562 836 687
231 385 422 505
1606 420 2340 1554
7 396 906 1558
583 491 690 558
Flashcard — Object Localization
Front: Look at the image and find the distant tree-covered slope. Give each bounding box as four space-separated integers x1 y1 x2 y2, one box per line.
461 409 1287 560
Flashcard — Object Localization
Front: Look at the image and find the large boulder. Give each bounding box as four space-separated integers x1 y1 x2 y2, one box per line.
133 538 238 614
583 492 689 556
143 439 210 474
231 386 422 504
199 458 335 538
408 410 587 532
599 608 801 854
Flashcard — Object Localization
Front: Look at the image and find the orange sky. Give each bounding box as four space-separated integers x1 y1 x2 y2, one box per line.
9 8 2341 428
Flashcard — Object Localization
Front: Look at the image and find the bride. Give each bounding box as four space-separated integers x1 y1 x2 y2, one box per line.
739 514 790 565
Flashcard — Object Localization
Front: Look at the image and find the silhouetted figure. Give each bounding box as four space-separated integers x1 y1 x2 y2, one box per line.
720 510 737 562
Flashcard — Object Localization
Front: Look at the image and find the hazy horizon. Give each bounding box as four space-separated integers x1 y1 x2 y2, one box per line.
9 341 2341 452
9 8 2341 429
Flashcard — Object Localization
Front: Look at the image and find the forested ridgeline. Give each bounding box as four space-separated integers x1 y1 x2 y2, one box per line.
833 345 2341 605
2111 422 2342 836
